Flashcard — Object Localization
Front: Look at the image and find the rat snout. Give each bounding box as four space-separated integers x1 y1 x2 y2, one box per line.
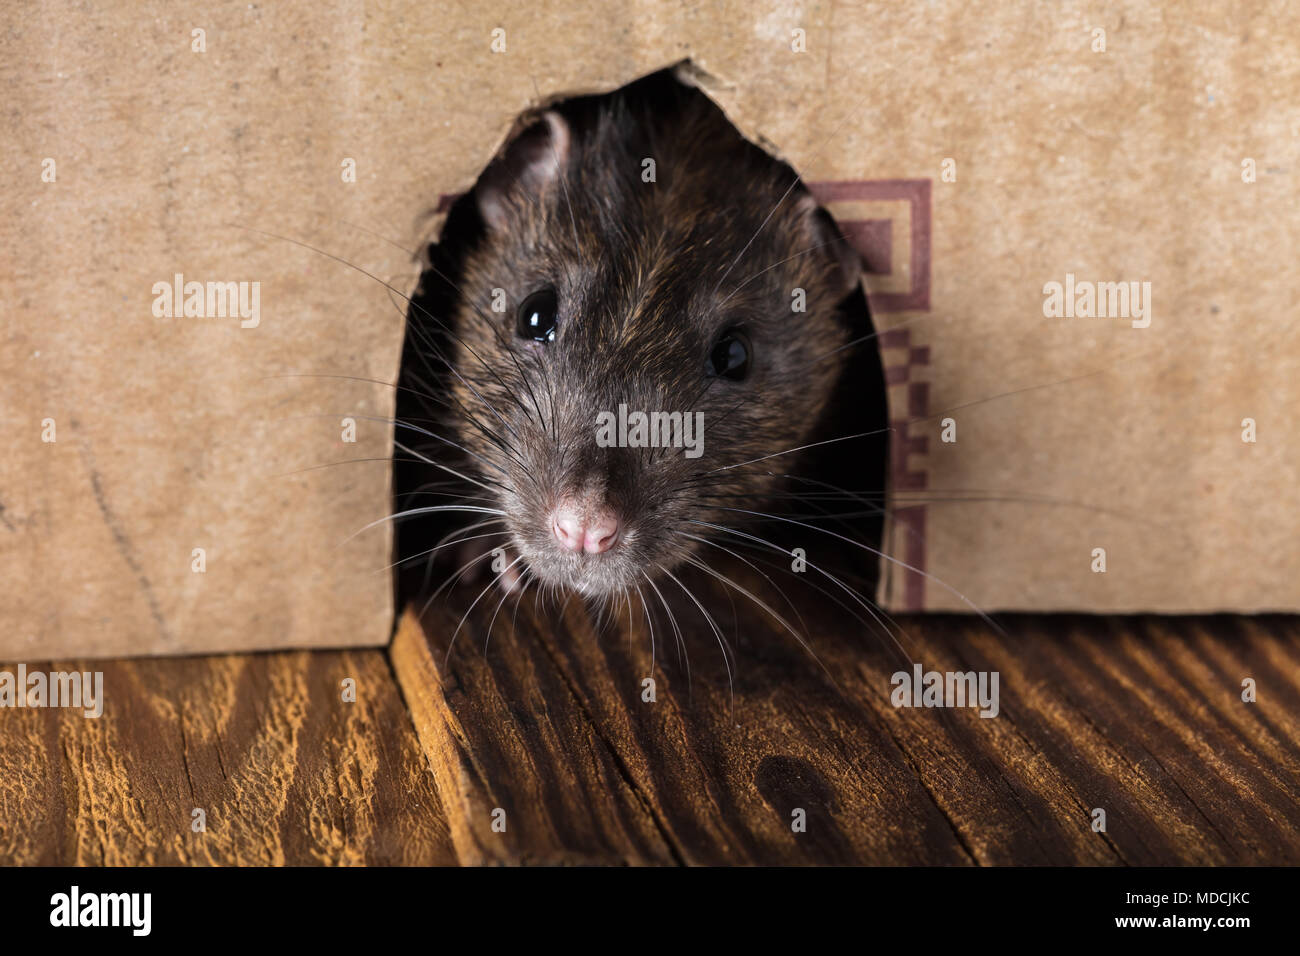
551 496 620 554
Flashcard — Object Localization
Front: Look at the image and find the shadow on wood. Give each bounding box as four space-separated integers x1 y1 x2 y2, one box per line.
391 561 1300 865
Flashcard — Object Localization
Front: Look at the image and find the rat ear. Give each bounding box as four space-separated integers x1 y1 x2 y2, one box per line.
476 110 571 232
794 192 862 301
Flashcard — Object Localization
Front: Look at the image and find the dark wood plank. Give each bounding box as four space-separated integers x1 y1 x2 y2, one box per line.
391 603 679 865
392 564 1300 865
0 649 456 865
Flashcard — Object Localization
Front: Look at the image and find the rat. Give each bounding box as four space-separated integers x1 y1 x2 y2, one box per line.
397 69 881 608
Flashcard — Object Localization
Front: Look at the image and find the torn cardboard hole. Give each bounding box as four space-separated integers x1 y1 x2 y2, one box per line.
391 63 890 611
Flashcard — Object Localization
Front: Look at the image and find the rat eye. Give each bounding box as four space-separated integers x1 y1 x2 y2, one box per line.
706 328 751 381
517 289 558 343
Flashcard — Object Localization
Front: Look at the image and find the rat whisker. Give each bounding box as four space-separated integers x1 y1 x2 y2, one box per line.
396 490 498 510
483 566 522 658
446 554 524 667
232 224 531 441
344 503 506 549
331 215 419 257
401 473 496 498
261 371 449 410
632 581 657 673
398 415 537 486
676 531 811 640
679 552 832 686
510 568 532 636
275 412 511 481
500 343 549 434
706 507 1006 641
765 470 1186 539
692 472 1171 530
382 249 545 436
275 456 427 479
381 526 510 574
417 514 500 596
396 363 513 448
716 237 844 309
643 571 690 693
685 519 914 666
802 311 937 369
394 440 504 494
619 588 633 650
710 173 803 298
694 427 894 476
660 565 733 709
702 536 882 638
421 543 503 619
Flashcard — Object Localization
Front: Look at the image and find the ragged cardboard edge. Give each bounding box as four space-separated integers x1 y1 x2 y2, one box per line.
418 60 722 234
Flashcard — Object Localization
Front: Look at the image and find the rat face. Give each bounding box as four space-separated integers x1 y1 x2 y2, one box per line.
443 84 860 599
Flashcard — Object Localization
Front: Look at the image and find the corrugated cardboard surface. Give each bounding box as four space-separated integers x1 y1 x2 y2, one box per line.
3 2 1298 660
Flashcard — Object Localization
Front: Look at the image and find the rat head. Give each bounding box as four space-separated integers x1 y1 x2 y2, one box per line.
444 82 861 599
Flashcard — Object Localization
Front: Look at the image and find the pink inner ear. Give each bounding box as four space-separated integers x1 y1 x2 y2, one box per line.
478 111 571 232
477 183 513 233
794 192 863 298
538 111 571 172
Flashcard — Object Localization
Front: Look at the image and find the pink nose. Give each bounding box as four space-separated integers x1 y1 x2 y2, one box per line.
552 498 620 554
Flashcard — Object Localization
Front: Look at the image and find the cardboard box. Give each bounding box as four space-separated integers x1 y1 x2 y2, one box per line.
4 1 1298 660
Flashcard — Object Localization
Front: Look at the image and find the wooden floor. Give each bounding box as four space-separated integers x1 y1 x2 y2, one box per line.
3 572 1298 865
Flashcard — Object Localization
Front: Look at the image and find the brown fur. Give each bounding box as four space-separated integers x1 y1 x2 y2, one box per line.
440 72 859 598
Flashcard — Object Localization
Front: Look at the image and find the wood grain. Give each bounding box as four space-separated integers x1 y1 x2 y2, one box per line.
392 563 1300 866
5 577 1296 866
0 649 455 865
